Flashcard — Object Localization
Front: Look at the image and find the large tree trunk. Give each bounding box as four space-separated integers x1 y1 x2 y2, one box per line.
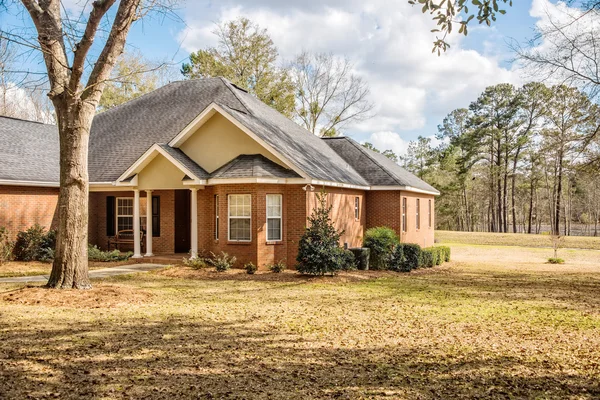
554 151 564 236
47 100 93 289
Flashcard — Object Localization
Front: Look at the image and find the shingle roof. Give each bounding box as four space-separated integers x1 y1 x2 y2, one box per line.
0 116 59 183
157 144 210 180
323 137 439 194
211 154 301 179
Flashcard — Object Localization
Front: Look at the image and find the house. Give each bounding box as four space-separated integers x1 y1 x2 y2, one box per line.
0 77 439 267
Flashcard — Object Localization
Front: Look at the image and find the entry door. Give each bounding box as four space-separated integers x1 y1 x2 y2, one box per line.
174 190 191 253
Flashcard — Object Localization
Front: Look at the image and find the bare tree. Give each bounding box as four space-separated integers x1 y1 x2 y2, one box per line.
291 52 374 137
1 0 177 289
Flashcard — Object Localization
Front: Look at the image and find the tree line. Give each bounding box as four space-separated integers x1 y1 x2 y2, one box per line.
400 83 600 236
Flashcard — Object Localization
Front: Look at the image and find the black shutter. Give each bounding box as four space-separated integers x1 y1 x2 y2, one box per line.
106 196 116 236
152 196 160 237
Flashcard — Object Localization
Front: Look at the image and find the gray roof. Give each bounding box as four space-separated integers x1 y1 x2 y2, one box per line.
0 78 438 195
0 116 59 183
323 137 439 194
211 154 301 179
157 144 210 180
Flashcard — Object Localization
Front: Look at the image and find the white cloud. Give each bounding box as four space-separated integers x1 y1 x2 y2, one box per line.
364 131 409 157
177 0 521 137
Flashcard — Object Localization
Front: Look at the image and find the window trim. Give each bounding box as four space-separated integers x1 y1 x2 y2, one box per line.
228 194 252 242
266 194 283 242
416 198 420 230
116 197 134 232
428 199 432 228
402 197 407 232
354 197 360 220
151 196 160 237
214 194 219 240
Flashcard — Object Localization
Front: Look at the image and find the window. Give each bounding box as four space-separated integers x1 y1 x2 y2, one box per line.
152 196 160 237
228 194 251 241
266 194 282 241
214 195 219 240
416 199 420 230
117 197 134 232
354 197 360 220
402 197 407 232
428 199 432 228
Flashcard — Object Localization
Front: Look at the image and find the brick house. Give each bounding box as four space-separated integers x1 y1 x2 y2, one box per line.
0 77 439 267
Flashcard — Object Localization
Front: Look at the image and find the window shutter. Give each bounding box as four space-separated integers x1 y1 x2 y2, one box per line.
106 196 116 236
152 196 160 237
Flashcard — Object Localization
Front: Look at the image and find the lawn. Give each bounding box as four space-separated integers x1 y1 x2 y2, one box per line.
0 260 134 278
1 241 599 399
436 230 600 250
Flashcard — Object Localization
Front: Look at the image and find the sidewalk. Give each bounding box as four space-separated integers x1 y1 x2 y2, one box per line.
0 264 165 284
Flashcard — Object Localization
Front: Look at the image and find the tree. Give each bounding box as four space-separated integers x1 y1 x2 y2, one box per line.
291 52 374 137
2 0 176 289
401 136 434 179
98 51 167 112
181 17 295 117
409 0 513 53
361 142 399 162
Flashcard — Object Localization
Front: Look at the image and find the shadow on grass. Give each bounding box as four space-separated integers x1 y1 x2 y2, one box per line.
1 315 598 399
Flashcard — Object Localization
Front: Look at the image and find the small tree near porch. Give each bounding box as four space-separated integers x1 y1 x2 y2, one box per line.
4 0 177 289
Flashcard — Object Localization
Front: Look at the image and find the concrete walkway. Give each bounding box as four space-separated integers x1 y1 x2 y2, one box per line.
0 264 166 284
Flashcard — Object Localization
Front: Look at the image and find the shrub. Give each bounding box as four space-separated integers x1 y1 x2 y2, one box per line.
363 227 399 270
340 249 356 271
420 248 435 268
388 244 407 272
439 246 451 262
245 262 258 274
88 245 132 262
0 227 14 265
548 257 565 264
349 247 369 270
402 243 422 271
269 260 286 273
13 225 56 262
182 256 209 269
210 251 236 272
296 191 348 276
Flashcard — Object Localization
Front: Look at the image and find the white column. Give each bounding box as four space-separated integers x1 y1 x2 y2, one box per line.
145 190 154 257
132 189 142 258
190 188 198 259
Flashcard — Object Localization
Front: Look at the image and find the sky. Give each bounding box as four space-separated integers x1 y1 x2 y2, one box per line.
0 0 563 156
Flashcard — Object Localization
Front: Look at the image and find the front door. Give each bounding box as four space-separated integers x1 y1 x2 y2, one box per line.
174 190 191 253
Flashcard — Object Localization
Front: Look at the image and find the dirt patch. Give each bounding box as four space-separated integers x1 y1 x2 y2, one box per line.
157 265 404 283
0 284 152 308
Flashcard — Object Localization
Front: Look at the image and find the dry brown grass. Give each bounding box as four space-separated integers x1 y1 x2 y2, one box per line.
0 260 133 278
0 244 599 399
437 230 600 250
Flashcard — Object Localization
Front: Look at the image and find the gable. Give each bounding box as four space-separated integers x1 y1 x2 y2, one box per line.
178 113 288 173
137 153 188 190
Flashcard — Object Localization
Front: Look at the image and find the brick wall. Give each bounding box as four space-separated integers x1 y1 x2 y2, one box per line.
0 185 59 238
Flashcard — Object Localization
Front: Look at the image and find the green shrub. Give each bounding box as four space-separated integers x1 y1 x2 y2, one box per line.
245 262 258 274
420 248 435 268
548 257 565 264
88 245 132 262
0 227 14 264
388 244 408 272
13 225 56 262
269 260 286 273
349 247 369 270
210 251 236 272
438 246 451 262
340 249 356 271
182 255 209 269
402 243 422 270
296 191 349 276
363 227 399 270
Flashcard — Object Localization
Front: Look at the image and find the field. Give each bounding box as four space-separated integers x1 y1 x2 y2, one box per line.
1 233 599 399
436 230 600 250
0 260 134 278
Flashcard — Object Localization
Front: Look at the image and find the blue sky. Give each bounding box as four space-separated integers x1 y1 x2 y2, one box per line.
1 0 551 155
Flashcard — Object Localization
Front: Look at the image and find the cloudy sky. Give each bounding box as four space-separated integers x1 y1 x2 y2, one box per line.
0 0 567 156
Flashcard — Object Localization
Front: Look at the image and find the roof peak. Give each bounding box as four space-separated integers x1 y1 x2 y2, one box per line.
0 115 53 126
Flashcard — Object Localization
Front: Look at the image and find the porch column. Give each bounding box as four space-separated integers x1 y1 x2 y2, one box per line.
190 188 198 259
132 189 142 258
145 190 154 257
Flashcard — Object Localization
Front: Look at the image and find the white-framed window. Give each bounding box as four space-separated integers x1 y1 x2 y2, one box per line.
228 194 251 241
266 194 282 241
117 197 134 232
402 197 407 232
354 197 360 220
429 199 432 228
214 194 219 240
416 198 420 230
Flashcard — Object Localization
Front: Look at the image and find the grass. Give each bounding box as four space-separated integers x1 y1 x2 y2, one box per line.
436 230 600 250
0 260 133 278
0 241 599 398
